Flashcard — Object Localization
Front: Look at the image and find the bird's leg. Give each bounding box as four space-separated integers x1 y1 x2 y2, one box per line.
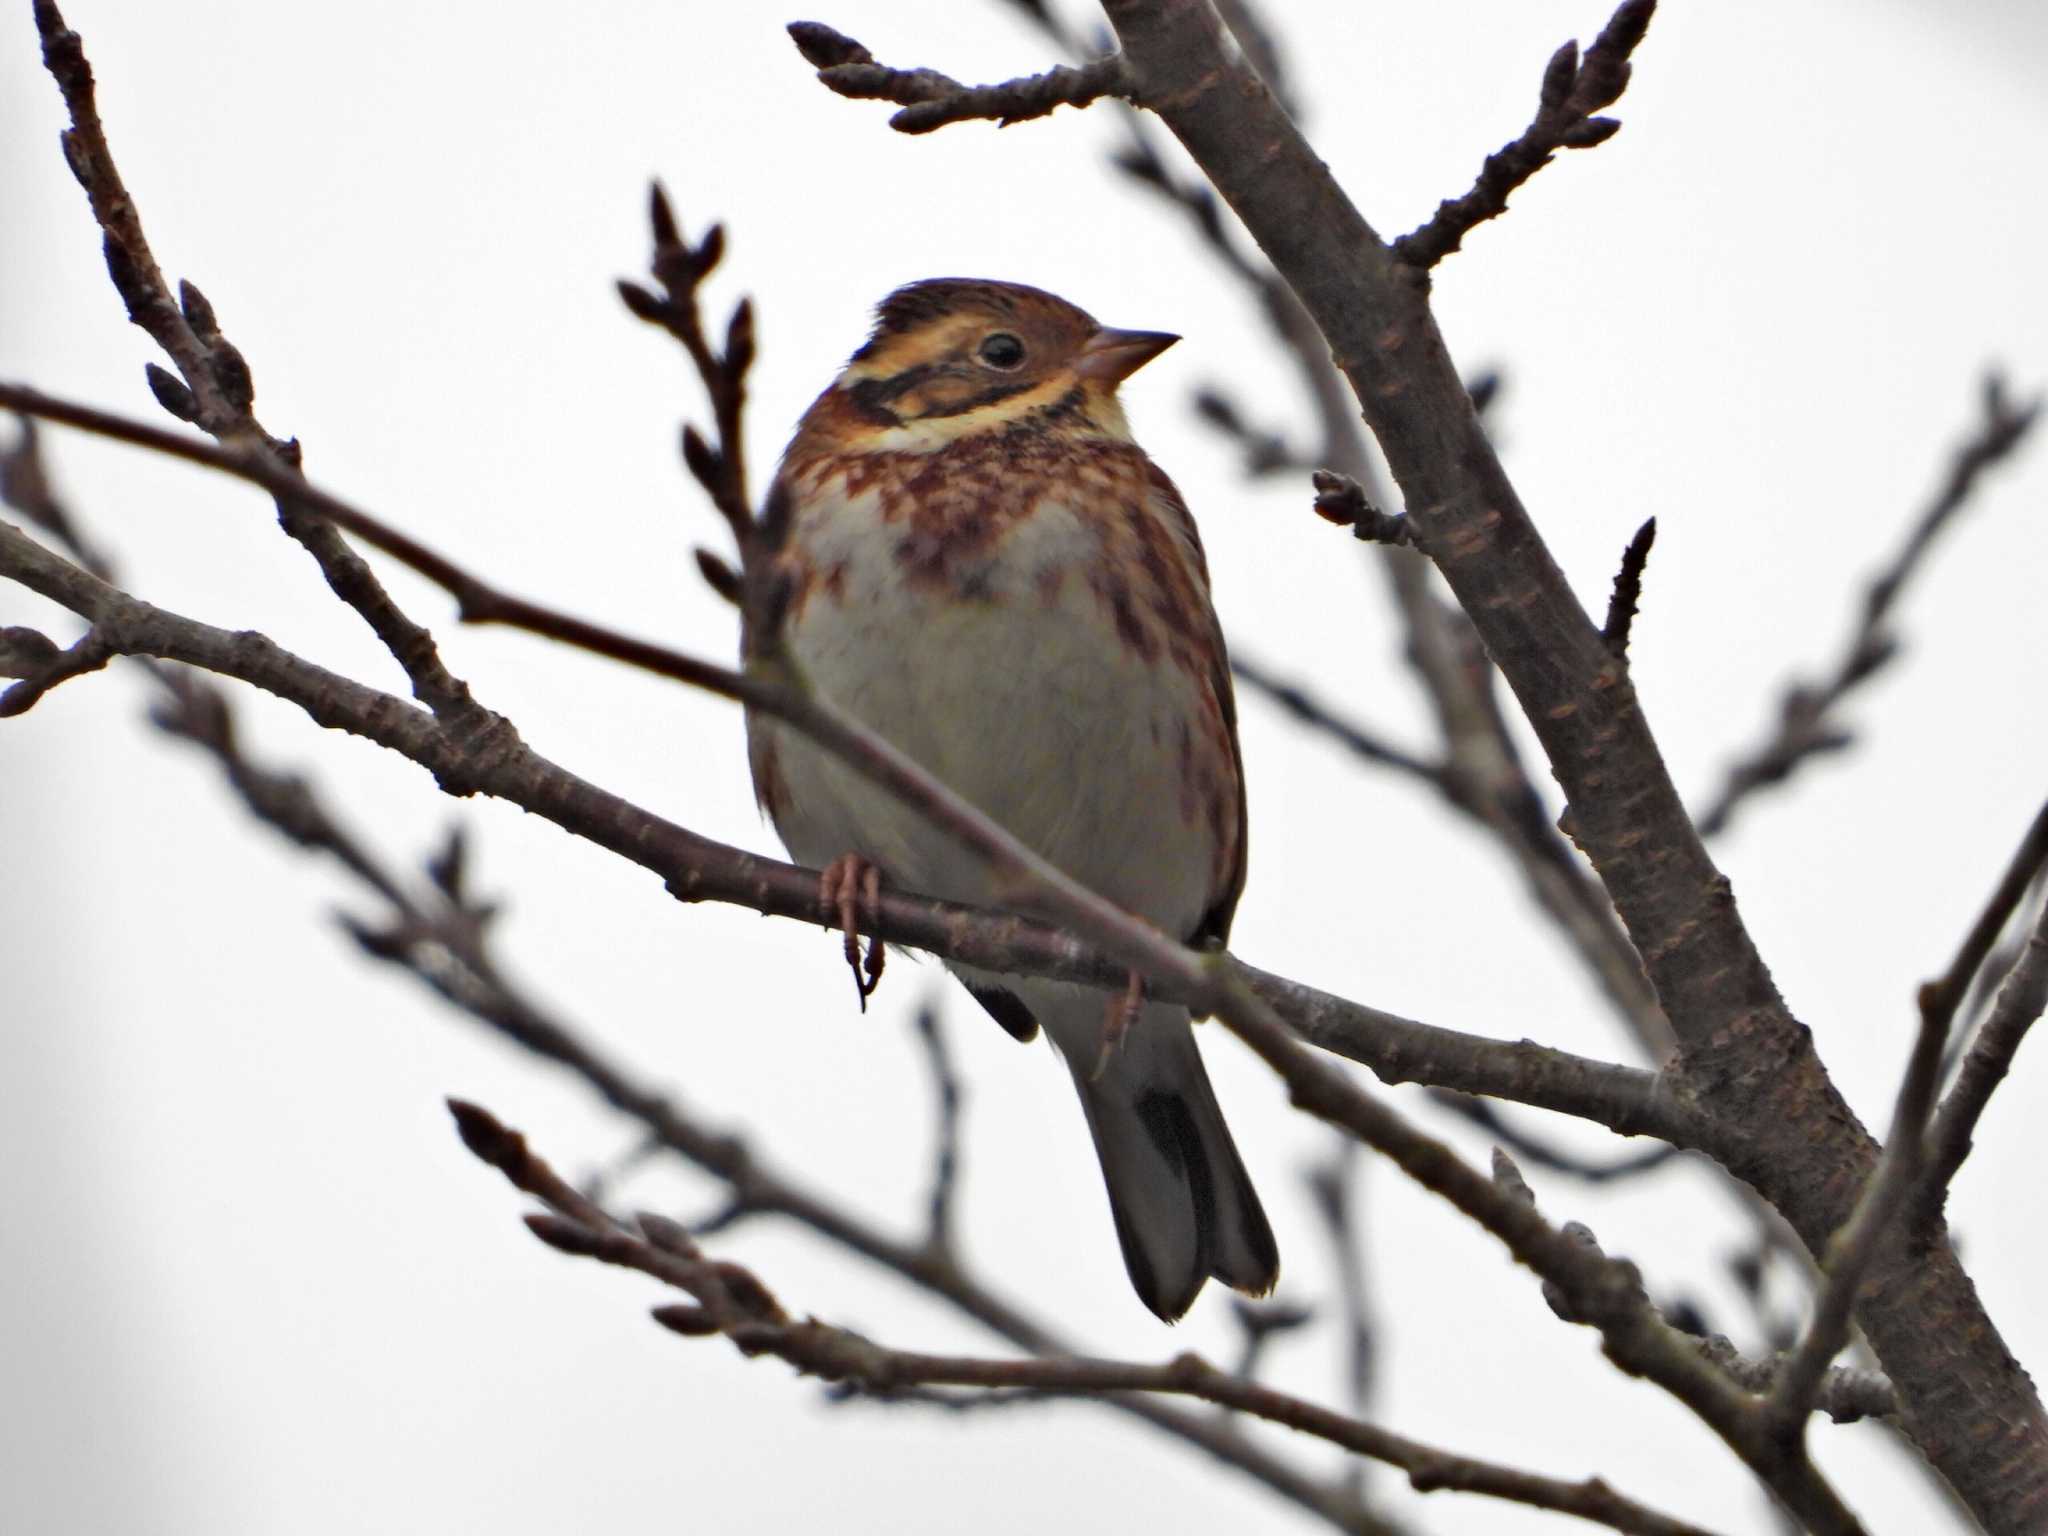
1089 969 1144 1082
818 852 886 1009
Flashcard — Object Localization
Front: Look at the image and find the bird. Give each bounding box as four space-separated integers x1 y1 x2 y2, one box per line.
743 277 1277 1320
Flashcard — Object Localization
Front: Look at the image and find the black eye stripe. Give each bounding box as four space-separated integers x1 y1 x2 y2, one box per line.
919 380 1036 418
978 332 1027 369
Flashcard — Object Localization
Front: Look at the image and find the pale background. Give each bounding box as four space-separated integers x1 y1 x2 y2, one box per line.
5 3 2045 1532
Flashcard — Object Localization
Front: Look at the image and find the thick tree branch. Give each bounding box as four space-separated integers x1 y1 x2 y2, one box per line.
1110 103 1673 1058
1764 995 1947 1437
1063 5 2047 1523
455 1101 1727 1536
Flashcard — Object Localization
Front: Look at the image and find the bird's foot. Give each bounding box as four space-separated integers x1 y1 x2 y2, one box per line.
819 852 885 1010
1089 969 1144 1082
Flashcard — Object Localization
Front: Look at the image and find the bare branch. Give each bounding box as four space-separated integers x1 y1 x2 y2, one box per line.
911 1002 964 1255
1431 1091 1681 1184
4 457 1809 1511
616 188 756 567
1767 788 2048 1435
0 624 114 715
0 482 1681 1146
998 3 1676 1067
1393 0 1658 270
1229 652 1445 789
3 416 115 580
1226 1297 1315 1387
1306 1141 1377 1421
1699 375 2041 836
1764 983 1950 1435
1923 893 2048 1209
1926 797 2048 1034
788 22 1133 134
1208 973 1863 1533
455 1102 1729 1536
1601 517 1657 658
1192 385 1314 477
0 625 63 678
33 0 479 719
1689 1335 1897 1425
1310 469 1413 545
1072 7 2043 1517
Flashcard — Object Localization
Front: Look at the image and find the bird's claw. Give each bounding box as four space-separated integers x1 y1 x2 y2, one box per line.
820 853 885 1010
1089 969 1144 1082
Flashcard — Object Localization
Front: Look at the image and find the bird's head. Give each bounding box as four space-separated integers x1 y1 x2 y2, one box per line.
805 278 1177 453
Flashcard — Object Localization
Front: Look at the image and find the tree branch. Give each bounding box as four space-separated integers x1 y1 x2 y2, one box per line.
1698 374 2041 836
615 188 757 571
1601 517 1657 659
454 1101 1729 1536
1393 0 1657 270
0 484 1680 1146
34 0 482 722
1068 1 2043 1521
788 21 1133 134
1922 894 2048 1212
1228 651 1445 790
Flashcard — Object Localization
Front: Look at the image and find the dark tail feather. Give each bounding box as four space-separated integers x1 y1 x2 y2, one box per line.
1072 1012 1278 1321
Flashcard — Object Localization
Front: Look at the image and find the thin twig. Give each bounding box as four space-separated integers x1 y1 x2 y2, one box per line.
1192 386 1314 477
1689 1335 1896 1425
1392 0 1657 270
1922 897 2048 1210
0 625 113 715
33 0 479 721
1310 470 1413 545
616 187 756 569
1430 1091 1681 1184
912 1001 964 1255
1306 1140 1377 1421
1698 375 2041 836
1229 652 1445 789
1602 518 1657 658
1923 796 2048 1033
1227 1297 1315 1387
788 22 1133 134
455 1101 1728 1536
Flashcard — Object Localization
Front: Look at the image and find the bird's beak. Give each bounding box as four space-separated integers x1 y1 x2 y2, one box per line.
1076 325 1179 383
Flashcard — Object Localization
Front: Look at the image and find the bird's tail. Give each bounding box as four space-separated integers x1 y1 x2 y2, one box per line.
1068 1001 1279 1321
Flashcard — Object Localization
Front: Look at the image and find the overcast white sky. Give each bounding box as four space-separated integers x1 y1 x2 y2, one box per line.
6 3 2046 1533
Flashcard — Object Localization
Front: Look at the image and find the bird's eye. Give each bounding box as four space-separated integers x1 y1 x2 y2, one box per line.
977 332 1027 370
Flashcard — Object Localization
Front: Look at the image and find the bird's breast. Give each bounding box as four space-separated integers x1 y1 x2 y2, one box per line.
748 441 1238 935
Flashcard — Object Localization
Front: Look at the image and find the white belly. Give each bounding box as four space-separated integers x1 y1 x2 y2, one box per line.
750 490 1220 939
